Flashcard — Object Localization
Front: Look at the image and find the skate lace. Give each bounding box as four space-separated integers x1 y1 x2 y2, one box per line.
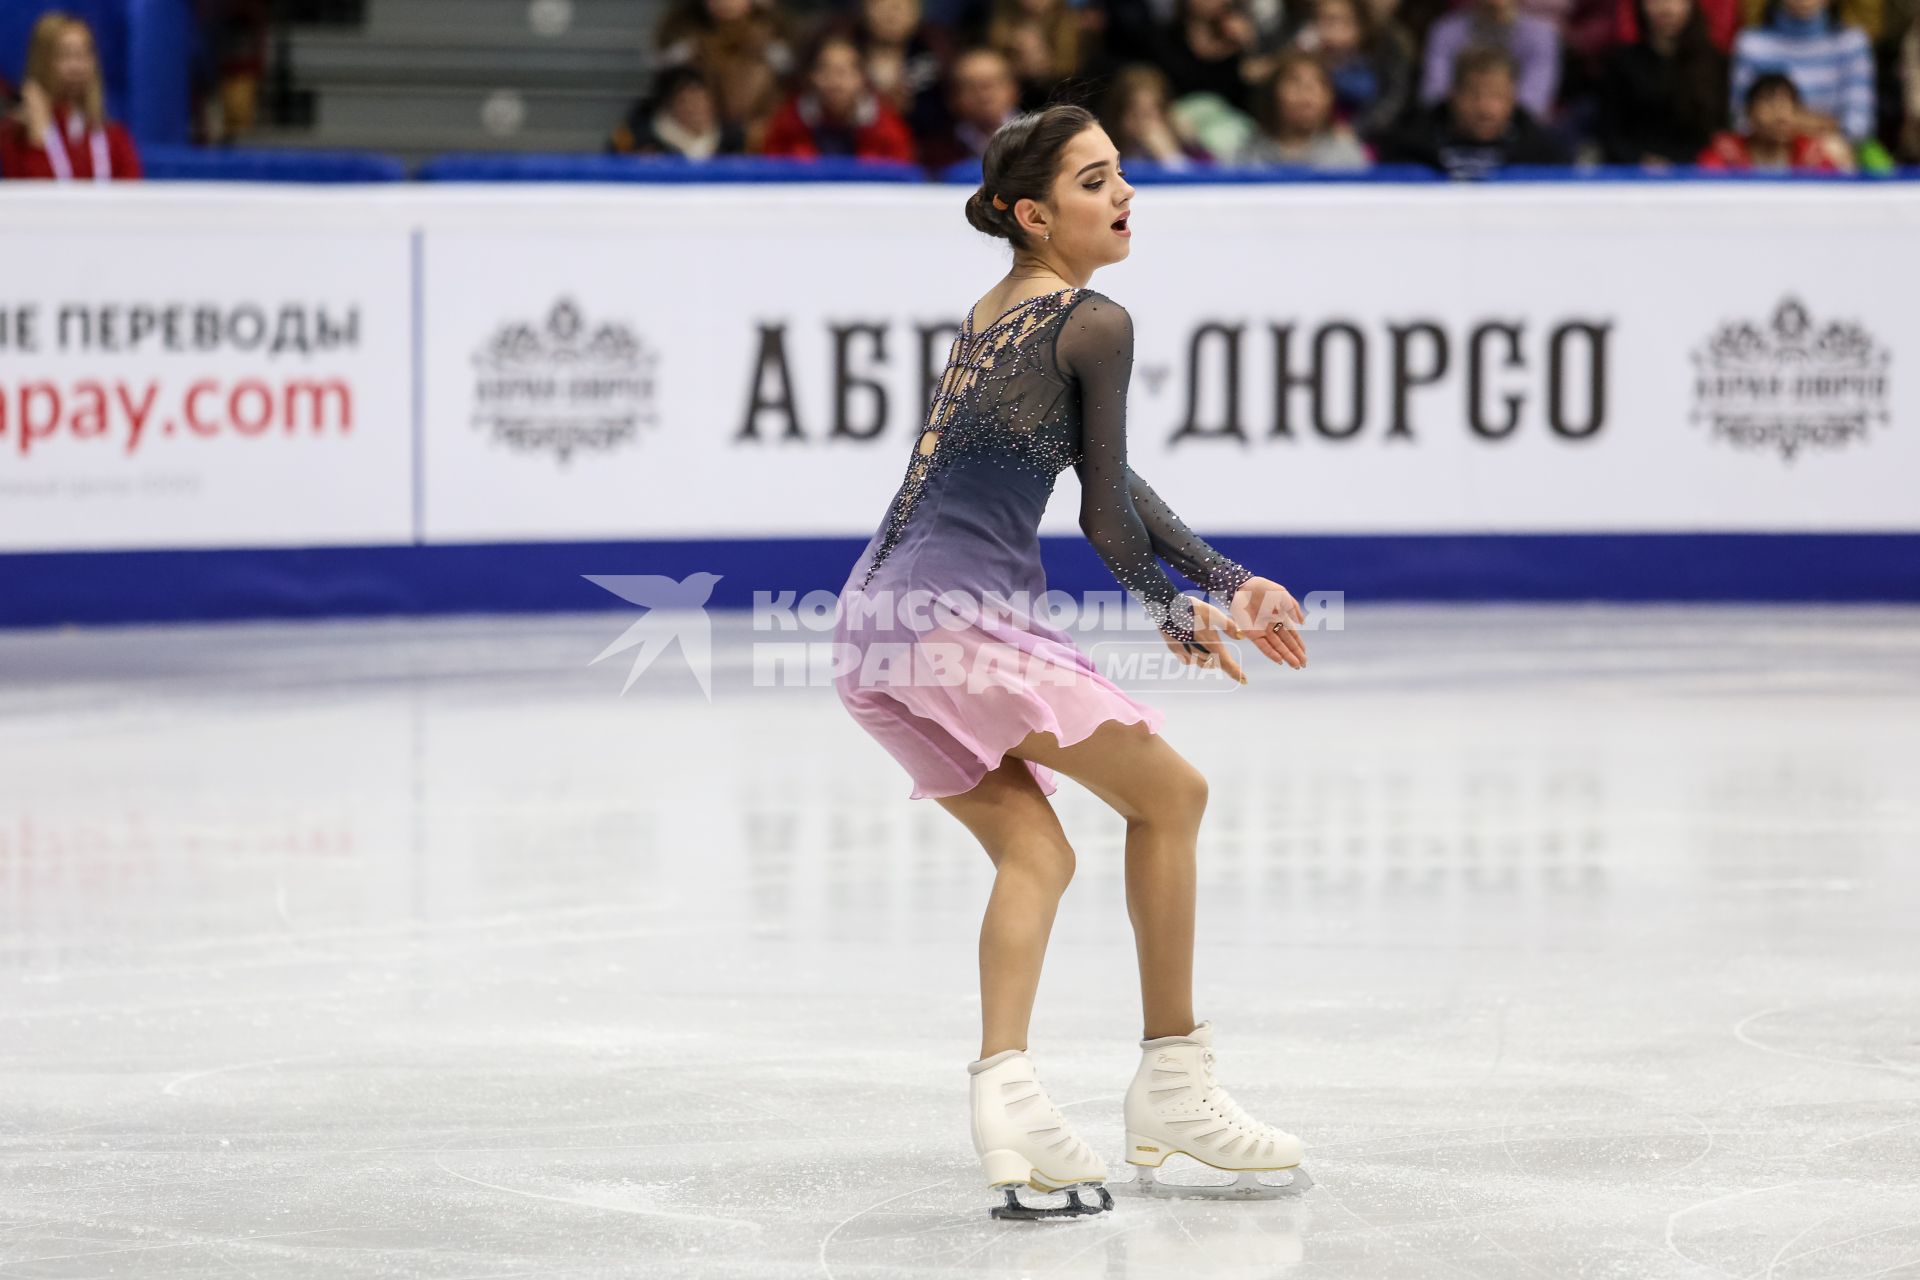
1202 1046 1275 1141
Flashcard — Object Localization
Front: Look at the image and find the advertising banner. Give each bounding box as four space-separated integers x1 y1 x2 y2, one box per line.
3 184 1915 566
0 217 412 551
413 187 1919 542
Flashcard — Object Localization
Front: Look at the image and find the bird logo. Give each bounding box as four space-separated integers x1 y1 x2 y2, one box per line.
583 572 723 698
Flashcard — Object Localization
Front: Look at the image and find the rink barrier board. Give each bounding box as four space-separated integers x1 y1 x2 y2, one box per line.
4 185 1918 623
0 532 1915 627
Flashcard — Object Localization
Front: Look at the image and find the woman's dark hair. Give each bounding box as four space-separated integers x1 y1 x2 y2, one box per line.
1631 0 1726 136
1745 69 1802 110
965 102 1099 249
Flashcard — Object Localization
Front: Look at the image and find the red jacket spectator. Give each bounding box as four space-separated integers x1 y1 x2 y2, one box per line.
761 30 919 161
1697 69 1851 170
760 88 918 160
1 14 142 181
1696 128 1844 168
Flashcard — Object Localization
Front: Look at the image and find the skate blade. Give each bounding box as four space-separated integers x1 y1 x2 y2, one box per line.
987 1181 1115 1221
1113 1160 1314 1200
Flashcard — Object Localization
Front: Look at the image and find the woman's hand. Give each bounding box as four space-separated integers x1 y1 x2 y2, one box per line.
1230 575 1307 669
22 81 52 147
1160 595 1247 683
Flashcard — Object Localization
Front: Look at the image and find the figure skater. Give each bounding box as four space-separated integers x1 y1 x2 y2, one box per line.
831 103 1314 1220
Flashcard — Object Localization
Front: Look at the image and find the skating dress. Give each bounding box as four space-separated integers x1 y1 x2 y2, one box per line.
832 286 1253 800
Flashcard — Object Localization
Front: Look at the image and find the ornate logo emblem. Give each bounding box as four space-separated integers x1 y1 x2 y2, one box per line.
1689 297 1891 461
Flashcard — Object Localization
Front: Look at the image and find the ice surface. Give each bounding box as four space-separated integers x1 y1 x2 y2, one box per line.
1 604 1916 1278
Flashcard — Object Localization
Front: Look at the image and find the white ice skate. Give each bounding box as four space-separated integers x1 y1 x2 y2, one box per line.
968 1047 1114 1220
1117 1020 1314 1199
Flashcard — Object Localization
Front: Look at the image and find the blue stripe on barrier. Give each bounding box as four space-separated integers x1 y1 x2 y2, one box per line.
416 153 928 183
139 144 408 183
1 532 1915 627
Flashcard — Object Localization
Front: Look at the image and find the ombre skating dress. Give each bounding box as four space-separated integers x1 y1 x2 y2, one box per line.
832 287 1254 801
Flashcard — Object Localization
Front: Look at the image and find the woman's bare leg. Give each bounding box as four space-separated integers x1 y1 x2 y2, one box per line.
1005 720 1209 1041
935 755 1079 1060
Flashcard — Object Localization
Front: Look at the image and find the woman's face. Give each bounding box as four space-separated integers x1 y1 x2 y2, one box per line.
706 0 751 23
1780 0 1827 19
1276 63 1333 131
51 25 96 100
1035 125 1134 267
1314 0 1362 54
812 42 865 114
1642 0 1691 39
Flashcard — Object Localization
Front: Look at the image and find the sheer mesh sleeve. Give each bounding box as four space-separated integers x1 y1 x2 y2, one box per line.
1126 469 1255 603
1059 291 1249 650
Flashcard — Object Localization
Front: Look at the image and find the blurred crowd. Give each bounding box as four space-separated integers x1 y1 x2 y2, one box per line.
613 0 1920 173
4 0 1918 179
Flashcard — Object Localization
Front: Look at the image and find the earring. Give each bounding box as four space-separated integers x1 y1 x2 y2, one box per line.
1044 232 1051 241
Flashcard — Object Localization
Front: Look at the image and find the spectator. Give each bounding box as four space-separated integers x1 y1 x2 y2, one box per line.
1599 0 1729 163
1730 0 1876 140
1108 0 1288 67
0 12 141 181
987 0 1090 107
1099 62 1216 164
653 0 797 150
1244 48 1374 163
609 65 748 157
1699 68 1855 163
1155 0 1277 108
841 0 954 138
917 46 1021 168
194 0 268 143
1421 0 1562 117
760 31 920 160
1384 43 1573 172
1288 0 1415 139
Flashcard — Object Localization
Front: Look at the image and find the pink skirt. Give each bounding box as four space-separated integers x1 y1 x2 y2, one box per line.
832 586 1166 801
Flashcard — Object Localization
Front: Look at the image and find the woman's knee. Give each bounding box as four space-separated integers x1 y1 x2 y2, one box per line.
1141 759 1209 831
996 836 1077 894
